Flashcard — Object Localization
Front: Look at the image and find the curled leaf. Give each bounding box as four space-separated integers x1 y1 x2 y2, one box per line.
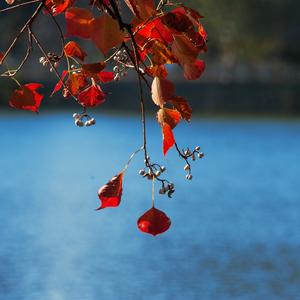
151 77 174 107
97 172 124 210
169 96 192 122
157 108 181 129
137 207 171 236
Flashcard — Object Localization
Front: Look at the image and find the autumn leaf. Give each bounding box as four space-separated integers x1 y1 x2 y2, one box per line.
151 77 175 107
98 71 114 83
0 52 4 64
124 0 155 20
64 41 87 61
66 72 88 95
9 83 43 113
144 39 176 65
45 0 74 16
137 207 171 236
96 172 124 210
169 96 192 122
5 0 15 5
145 65 168 79
183 59 205 80
77 84 106 107
172 35 199 65
90 15 125 55
161 11 194 36
157 108 181 129
82 62 106 77
65 7 93 39
162 122 175 155
51 70 68 96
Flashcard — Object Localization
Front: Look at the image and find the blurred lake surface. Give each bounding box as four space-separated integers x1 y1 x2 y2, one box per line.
0 112 299 300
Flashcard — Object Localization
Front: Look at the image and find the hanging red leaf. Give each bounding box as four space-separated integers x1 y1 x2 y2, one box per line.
98 71 114 83
66 72 88 95
64 41 87 61
124 0 155 20
45 0 74 16
162 122 175 155
81 62 106 77
145 65 168 79
9 83 43 113
65 7 93 39
77 84 106 107
51 70 68 96
134 18 173 47
157 108 181 129
137 207 171 236
169 96 192 122
161 11 194 36
96 172 124 210
183 59 205 80
90 15 125 55
151 77 175 107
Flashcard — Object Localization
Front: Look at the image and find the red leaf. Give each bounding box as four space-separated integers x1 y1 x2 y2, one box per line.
124 0 155 20
97 173 124 210
134 18 173 47
66 72 88 95
45 0 74 16
157 108 181 129
0 52 4 64
82 62 106 77
169 96 192 122
51 70 68 96
90 15 125 55
64 41 87 61
98 71 114 83
183 59 205 80
9 83 43 113
137 207 171 236
151 77 175 107
162 123 175 155
65 7 93 39
77 84 106 107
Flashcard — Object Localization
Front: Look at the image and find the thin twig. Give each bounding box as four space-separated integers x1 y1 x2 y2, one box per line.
1 2 43 64
0 0 40 13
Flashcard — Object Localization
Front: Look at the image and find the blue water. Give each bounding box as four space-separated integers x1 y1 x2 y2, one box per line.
0 112 299 300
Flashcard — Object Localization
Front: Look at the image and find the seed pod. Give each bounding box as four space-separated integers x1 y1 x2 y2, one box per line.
195 146 201 151
89 118 96 125
159 188 166 195
198 152 205 159
75 119 84 127
160 166 166 172
73 113 79 119
39 57 45 63
184 164 190 171
155 171 161 177
186 174 193 180
113 66 119 73
139 169 146 176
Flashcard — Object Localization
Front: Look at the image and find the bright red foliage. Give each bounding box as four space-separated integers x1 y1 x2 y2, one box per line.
97 173 124 210
137 207 171 236
9 83 43 112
